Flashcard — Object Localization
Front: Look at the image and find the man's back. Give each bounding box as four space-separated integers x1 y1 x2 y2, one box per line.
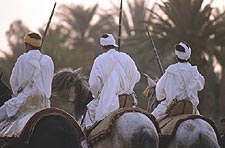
0 32 54 121
156 62 204 110
152 42 205 120
89 49 140 121
10 50 54 98
84 33 140 127
90 49 139 94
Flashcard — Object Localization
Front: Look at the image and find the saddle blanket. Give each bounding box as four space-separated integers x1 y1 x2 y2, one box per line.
0 108 41 138
87 107 158 145
159 114 219 139
0 107 84 144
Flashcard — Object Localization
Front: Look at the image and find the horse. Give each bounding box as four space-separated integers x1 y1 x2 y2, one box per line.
0 74 83 148
143 74 221 148
51 68 159 148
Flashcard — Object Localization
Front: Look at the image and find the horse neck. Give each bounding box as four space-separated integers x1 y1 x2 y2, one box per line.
147 87 158 113
73 79 94 121
51 71 94 121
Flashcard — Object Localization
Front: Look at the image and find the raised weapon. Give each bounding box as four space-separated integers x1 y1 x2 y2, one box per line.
118 0 123 51
146 27 164 75
40 2 57 49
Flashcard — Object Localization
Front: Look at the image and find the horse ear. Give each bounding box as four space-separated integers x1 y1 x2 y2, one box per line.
142 73 156 87
72 67 82 75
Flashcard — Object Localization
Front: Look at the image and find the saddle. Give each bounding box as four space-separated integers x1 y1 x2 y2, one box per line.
166 99 193 118
158 99 194 138
158 114 221 148
86 107 159 147
0 108 83 144
158 100 220 148
0 95 45 140
119 94 134 108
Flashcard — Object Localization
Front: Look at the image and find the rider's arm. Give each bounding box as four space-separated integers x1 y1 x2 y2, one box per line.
89 60 103 99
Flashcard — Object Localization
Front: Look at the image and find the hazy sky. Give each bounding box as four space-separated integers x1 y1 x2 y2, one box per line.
0 0 114 51
0 0 224 51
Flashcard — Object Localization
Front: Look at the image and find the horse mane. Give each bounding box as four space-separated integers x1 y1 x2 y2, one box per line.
51 69 93 121
52 71 77 97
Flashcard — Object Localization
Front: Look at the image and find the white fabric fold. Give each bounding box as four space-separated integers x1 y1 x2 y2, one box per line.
84 49 140 127
5 50 54 118
151 62 205 120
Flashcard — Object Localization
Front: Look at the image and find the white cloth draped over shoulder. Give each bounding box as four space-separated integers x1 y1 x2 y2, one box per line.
6 50 54 117
151 62 205 120
84 49 140 127
0 50 54 138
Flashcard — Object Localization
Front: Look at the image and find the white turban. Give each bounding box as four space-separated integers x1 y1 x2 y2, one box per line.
100 34 118 47
175 42 191 60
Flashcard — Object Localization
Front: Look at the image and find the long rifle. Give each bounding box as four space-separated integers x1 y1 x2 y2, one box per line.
118 0 123 51
40 2 57 49
146 27 164 75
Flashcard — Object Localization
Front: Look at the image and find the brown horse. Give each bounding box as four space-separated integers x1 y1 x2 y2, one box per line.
51 68 159 148
0 74 83 148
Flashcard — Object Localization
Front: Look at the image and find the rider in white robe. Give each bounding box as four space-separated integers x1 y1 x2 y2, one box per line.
151 42 205 120
84 33 140 128
0 32 54 120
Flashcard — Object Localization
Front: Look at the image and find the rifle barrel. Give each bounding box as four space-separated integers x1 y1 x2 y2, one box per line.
118 0 123 51
41 2 57 49
146 27 164 75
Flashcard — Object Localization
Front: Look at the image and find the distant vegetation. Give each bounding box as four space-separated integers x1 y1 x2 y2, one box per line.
0 0 225 123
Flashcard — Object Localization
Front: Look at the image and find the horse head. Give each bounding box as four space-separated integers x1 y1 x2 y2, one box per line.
51 68 94 121
0 73 12 106
143 73 160 112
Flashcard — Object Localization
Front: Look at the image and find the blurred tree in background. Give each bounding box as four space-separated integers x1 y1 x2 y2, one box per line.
143 0 225 120
0 20 29 83
49 4 118 73
0 0 225 122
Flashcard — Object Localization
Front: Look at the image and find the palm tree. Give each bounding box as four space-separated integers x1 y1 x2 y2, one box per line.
214 46 225 117
39 24 75 71
212 9 225 116
55 4 118 74
0 20 29 83
54 4 97 74
144 0 225 118
146 0 225 71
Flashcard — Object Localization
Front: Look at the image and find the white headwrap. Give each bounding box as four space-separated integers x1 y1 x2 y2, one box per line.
100 34 119 47
175 42 191 60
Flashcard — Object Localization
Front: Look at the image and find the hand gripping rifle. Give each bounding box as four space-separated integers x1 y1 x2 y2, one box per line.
40 2 57 50
146 27 164 75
